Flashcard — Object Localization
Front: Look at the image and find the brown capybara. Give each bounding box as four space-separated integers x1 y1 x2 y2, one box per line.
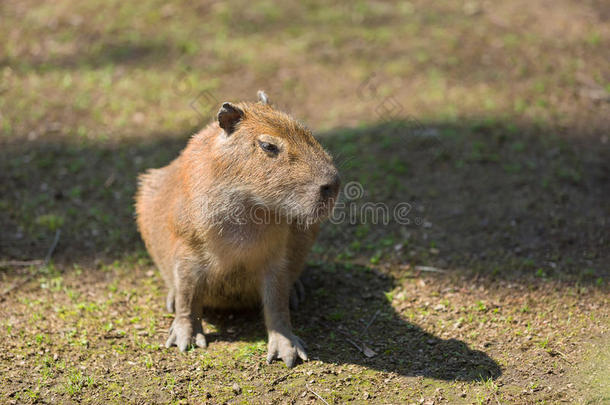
135 91 340 367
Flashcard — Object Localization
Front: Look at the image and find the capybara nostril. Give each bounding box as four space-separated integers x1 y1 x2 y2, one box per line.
320 174 340 201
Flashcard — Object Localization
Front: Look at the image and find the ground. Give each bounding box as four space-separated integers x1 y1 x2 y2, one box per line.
0 0 609 403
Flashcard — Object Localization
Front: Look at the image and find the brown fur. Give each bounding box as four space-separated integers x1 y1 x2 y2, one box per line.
135 93 339 367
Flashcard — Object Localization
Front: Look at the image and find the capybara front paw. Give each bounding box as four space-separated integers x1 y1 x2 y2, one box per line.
266 332 308 368
165 316 206 352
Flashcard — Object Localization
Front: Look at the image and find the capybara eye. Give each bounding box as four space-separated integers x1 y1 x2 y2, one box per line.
258 140 279 155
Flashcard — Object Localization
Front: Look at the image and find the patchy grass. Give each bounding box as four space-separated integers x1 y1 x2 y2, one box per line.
1 0 609 403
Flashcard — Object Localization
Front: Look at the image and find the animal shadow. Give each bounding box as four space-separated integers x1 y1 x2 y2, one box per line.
201 262 501 381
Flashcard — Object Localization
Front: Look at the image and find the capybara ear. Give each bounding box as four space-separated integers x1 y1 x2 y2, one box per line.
257 90 270 105
217 102 244 135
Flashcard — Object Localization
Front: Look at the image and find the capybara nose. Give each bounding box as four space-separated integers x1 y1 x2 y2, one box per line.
320 174 340 201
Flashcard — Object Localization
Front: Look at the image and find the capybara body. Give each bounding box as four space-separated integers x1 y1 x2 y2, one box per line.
135 92 339 367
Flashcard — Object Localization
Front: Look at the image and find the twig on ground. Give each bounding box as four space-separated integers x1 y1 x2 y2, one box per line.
344 337 364 352
361 309 380 336
104 172 116 188
1 229 61 297
324 322 378 358
551 349 572 364
44 229 61 265
0 259 44 267
271 371 294 386
414 265 447 273
338 331 377 357
306 384 329 405
102 333 126 339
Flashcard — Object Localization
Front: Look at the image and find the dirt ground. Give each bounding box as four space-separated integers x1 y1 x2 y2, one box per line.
1 0 608 403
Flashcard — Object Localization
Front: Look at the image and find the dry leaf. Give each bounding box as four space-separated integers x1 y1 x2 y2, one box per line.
362 343 377 358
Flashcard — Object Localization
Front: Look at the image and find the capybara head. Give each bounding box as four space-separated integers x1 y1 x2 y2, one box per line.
210 92 340 225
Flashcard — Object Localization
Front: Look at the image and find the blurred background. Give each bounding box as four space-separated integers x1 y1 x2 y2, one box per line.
1 1 608 403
